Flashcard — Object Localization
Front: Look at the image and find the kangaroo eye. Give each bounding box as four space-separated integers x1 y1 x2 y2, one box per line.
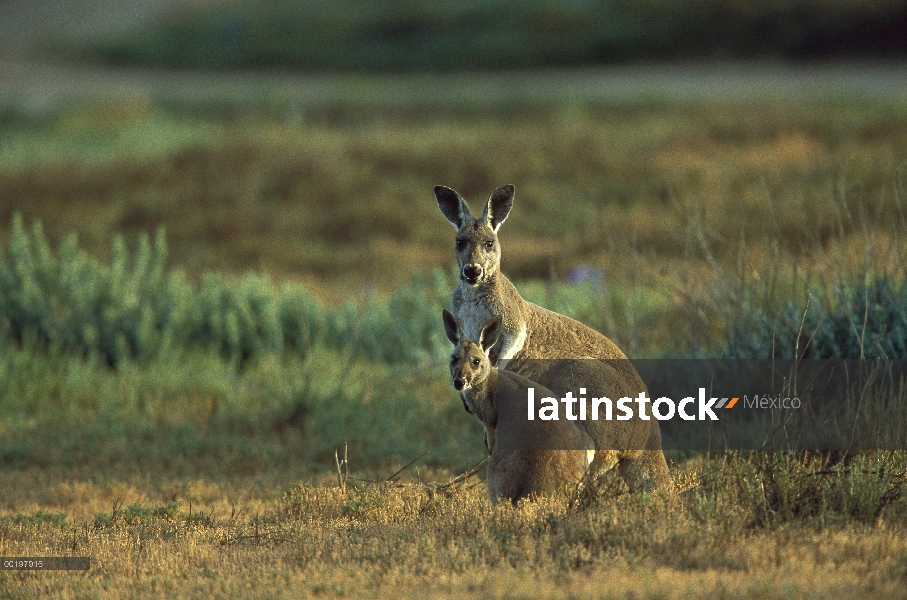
484 240 494 249
456 239 466 249
450 354 457 362
472 358 481 366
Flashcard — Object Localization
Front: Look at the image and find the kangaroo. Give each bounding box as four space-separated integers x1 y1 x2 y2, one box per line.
435 184 671 492
444 309 589 506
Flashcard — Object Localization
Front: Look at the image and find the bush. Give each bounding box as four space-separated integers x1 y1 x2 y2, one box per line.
0 214 457 367
724 278 907 359
4 213 905 366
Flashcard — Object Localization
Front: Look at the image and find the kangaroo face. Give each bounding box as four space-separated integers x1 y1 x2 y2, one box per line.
454 221 500 286
435 185 514 287
442 309 503 417
449 341 492 394
449 339 498 453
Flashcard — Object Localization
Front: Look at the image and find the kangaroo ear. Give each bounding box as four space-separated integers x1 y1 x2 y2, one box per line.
435 186 473 229
480 184 514 232
478 316 502 353
442 309 461 346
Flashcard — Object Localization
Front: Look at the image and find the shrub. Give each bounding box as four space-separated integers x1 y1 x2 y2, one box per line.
724 278 907 359
0 214 456 367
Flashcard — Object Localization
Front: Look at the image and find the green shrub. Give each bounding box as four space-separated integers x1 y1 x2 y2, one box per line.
0 510 67 528
0 214 456 367
724 278 907 359
5 213 905 365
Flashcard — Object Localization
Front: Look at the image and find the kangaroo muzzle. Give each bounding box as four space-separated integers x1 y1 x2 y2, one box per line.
453 376 469 391
461 264 483 284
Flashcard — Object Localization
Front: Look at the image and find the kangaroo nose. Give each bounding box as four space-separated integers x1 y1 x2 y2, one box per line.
462 264 483 282
453 377 466 391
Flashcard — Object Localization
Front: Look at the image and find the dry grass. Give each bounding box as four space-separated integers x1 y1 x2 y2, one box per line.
1 99 905 305
2 455 906 599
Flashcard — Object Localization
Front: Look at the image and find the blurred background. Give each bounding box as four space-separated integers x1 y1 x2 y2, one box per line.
2 0 906 300
1 0 907 473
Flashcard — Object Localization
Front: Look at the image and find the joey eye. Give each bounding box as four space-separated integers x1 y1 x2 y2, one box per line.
455 239 466 249
484 240 494 249
472 358 481 366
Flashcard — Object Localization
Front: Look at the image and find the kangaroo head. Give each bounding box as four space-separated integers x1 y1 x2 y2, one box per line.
435 184 514 287
443 309 502 394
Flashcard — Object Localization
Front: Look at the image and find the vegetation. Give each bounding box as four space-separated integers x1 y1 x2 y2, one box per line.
725 277 907 359
70 0 907 72
2 453 906 598
2 94 906 352
2 83 907 596
0 215 458 367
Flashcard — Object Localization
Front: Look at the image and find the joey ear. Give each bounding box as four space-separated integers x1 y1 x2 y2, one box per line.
435 186 473 229
479 184 514 232
442 309 461 346
478 316 503 353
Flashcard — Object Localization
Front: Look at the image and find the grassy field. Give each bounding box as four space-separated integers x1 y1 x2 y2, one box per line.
3 454 907 598
2 92 906 350
3 95 905 291
1 84 907 597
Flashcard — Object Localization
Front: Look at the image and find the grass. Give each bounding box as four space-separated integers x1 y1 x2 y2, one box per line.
1 453 906 598
1 85 907 597
0 337 480 475
2 96 905 300
2 93 906 362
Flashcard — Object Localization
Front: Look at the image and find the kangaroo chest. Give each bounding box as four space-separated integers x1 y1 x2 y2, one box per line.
452 284 527 366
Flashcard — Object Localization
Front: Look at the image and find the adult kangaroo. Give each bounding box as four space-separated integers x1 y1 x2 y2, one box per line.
444 309 588 506
435 184 671 492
